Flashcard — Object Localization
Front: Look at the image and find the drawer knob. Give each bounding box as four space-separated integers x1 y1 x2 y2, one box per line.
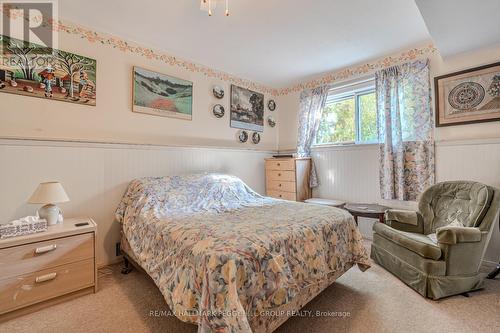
278 184 282 187
35 244 57 254
35 272 57 283
277 163 281 166
278 173 281 176
279 194 282 197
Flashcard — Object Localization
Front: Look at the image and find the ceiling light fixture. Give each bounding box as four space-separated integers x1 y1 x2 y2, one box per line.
201 0 230 17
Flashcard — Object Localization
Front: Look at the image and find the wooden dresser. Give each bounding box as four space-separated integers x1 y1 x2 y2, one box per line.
265 157 312 201
0 217 97 321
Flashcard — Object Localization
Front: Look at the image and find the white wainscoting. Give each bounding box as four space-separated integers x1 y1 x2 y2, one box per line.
0 139 274 266
311 139 500 263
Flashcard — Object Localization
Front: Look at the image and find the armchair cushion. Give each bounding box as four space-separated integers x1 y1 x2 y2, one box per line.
419 182 493 233
385 209 419 225
374 223 442 260
384 209 425 233
436 226 482 245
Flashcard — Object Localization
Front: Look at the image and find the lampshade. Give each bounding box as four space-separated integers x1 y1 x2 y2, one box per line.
28 182 70 204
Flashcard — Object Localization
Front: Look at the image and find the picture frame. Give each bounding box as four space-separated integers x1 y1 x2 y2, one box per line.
434 61 500 127
268 99 276 111
0 35 97 106
230 84 264 132
212 104 225 118
132 66 193 120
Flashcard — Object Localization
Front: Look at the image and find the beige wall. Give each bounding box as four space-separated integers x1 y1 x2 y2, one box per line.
0 22 281 151
278 43 500 151
0 139 274 266
2 18 500 266
0 21 283 266
276 43 500 263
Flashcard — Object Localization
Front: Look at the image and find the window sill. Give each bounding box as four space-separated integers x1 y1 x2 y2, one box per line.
311 142 379 151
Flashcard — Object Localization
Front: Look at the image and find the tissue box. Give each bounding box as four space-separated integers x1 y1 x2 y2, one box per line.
0 217 48 239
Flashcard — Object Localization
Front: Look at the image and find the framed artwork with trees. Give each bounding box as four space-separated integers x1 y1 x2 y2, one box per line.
0 35 96 106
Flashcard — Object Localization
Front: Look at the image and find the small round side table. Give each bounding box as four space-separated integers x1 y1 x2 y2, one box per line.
344 203 389 225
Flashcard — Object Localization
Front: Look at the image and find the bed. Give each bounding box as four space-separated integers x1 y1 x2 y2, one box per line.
115 174 370 333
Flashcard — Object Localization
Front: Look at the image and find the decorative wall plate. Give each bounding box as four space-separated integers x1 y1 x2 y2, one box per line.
267 116 276 127
213 104 225 118
267 99 276 111
238 130 248 143
213 85 224 99
252 132 261 144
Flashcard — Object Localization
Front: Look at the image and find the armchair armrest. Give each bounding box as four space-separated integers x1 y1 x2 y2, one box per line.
436 226 482 245
384 209 424 233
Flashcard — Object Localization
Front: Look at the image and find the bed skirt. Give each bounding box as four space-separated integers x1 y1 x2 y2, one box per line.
121 234 354 333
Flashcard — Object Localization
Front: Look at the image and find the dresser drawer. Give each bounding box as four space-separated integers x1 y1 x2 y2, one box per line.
266 170 295 182
0 233 94 280
0 258 94 314
265 159 295 171
267 180 296 193
267 190 297 201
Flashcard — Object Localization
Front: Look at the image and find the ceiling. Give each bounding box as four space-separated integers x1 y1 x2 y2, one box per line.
415 0 500 57
60 1 500 89
60 0 430 88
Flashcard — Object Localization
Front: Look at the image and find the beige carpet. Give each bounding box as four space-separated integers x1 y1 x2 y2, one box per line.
1 247 500 333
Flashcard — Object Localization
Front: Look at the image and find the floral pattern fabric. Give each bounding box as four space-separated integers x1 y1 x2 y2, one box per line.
297 86 329 188
376 59 435 201
116 174 370 333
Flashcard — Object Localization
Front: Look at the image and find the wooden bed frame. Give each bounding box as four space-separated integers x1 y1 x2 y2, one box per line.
119 232 354 333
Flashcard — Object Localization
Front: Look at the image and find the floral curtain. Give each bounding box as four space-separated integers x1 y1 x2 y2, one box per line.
376 59 434 201
297 86 328 188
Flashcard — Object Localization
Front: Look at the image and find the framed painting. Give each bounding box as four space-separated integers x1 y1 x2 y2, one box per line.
435 62 500 127
0 35 96 106
230 84 264 132
132 67 193 120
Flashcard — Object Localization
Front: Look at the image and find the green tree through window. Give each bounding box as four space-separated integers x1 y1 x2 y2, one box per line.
316 88 377 145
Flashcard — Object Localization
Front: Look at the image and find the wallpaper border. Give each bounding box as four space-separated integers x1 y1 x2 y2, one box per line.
0 8 437 97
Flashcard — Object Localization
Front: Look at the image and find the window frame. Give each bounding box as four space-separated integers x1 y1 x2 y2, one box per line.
314 82 377 146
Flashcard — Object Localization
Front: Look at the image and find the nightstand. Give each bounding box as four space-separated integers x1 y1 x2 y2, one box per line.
0 217 97 322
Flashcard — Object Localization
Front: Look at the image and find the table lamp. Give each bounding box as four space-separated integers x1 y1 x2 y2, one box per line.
28 182 70 225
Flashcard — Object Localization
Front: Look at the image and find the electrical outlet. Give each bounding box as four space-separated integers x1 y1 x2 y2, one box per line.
115 242 122 256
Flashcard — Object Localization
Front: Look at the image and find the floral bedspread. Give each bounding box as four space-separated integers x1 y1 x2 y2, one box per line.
116 174 370 333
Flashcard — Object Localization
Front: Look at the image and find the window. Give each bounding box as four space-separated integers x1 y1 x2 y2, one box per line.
316 81 377 145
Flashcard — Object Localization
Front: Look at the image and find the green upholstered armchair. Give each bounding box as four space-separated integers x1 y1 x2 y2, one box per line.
371 181 500 300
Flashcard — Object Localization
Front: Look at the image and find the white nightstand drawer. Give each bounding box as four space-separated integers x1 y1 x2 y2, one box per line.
0 233 94 280
0 258 94 314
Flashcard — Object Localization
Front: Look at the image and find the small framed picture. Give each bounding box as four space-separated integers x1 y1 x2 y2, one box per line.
132 67 193 120
268 99 276 111
212 104 225 118
230 85 264 132
213 85 224 99
435 62 500 127
238 130 248 143
252 132 261 144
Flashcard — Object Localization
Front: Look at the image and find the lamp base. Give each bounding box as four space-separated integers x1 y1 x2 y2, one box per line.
38 204 60 226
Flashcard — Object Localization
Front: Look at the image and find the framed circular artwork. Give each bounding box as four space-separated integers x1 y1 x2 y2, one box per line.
238 130 248 143
267 116 276 127
267 99 276 111
212 104 225 118
252 132 261 144
213 85 224 99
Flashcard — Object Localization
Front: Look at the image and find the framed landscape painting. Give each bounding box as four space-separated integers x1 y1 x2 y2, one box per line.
230 84 264 132
435 62 500 127
132 67 193 120
0 35 96 106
